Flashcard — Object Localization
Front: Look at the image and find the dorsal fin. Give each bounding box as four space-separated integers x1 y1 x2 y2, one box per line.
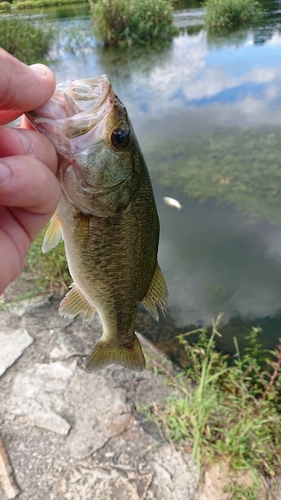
42 212 63 253
141 263 168 322
59 283 96 325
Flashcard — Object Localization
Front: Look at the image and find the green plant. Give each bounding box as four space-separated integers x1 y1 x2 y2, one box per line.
91 0 177 45
204 0 264 29
0 2 11 11
14 0 87 8
223 481 261 499
146 128 281 225
25 227 70 294
144 314 281 481
0 14 55 64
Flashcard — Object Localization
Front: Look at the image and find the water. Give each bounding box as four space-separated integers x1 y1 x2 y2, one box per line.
12 1 281 361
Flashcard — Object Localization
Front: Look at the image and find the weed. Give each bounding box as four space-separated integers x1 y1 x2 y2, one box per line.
223 481 261 499
13 0 87 9
0 14 55 64
144 314 281 482
0 2 11 11
204 0 264 30
24 227 70 295
90 0 177 46
146 128 281 225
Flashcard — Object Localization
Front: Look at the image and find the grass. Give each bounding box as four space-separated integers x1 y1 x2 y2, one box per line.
0 14 55 64
204 0 264 29
24 227 70 295
90 0 177 45
0 2 11 11
144 314 281 494
223 482 261 499
13 0 87 8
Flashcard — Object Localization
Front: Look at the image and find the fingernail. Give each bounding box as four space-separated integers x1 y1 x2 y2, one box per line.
0 161 12 185
30 63 48 76
17 130 33 154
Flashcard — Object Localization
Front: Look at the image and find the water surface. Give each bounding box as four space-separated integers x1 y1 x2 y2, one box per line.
14 2 281 359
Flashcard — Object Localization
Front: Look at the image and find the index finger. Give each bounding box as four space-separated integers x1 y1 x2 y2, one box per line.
0 48 56 125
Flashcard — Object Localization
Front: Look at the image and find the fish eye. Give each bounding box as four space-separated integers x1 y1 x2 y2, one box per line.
111 127 130 150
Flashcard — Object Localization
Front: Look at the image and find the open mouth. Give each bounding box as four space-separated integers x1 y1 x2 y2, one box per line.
26 75 113 124
62 75 111 110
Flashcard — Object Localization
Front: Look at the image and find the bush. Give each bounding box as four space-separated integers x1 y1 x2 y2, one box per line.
0 15 55 64
14 0 87 9
204 0 264 29
91 0 177 45
0 2 11 11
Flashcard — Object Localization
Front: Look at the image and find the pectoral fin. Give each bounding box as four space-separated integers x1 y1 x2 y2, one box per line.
59 283 96 324
142 263 168 322
42 212 63 253
85 334 145 372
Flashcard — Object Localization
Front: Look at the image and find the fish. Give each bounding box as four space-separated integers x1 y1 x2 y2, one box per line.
26 75 168 372
163 196 183 210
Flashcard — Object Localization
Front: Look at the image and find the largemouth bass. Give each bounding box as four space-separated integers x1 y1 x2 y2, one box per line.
26 76 168 372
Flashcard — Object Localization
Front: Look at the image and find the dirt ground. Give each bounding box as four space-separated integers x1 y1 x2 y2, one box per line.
0 287 199 500
0 285 280 500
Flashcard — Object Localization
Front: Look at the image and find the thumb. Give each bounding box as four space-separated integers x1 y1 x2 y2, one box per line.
0 48 56 125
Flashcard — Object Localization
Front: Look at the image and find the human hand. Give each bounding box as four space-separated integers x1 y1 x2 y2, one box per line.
0 49 61 294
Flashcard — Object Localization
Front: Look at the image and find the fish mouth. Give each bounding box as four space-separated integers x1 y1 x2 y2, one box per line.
62 173 131 216
25 75 116 158
26 75 113 144
30 75 112 120
62 166 130 197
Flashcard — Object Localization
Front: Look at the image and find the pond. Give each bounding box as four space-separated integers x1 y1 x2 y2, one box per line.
10 1 281 363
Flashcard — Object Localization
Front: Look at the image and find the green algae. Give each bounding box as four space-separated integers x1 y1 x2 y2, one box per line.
147 127 281 224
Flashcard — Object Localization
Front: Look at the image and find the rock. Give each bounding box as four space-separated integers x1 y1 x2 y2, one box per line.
10 361 76 435
55 316 102 357
27 404 71 435
49 347 66 361
59 430 197 500
0 329 33 377
0 295 199 499
10 295 50 317
66 368 134 460
59 464 153 500
151 444 198 500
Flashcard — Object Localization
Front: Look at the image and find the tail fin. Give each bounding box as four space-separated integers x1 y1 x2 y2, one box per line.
85 334 145 372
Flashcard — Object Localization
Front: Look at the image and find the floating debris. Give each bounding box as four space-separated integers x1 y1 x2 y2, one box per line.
163 197 183 210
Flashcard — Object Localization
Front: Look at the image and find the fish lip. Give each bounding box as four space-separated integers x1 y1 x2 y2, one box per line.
95 175 130 193
26 75 113 124
59 151 131 198
62 174 131 216
64 170 130 195
25 77 116 158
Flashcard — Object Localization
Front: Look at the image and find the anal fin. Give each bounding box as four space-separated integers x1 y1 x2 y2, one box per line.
59 283 96 324
85 334 145 372
42 212 63 253
142 263 169 322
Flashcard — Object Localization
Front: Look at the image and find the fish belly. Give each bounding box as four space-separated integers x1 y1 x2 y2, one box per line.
58 178 159 342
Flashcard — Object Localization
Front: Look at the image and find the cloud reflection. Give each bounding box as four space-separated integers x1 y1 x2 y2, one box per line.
47 13 281 341
119 29 281 128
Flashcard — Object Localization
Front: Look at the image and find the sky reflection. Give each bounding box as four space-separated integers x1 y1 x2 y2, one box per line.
46 9 281 344
49 17 281 131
